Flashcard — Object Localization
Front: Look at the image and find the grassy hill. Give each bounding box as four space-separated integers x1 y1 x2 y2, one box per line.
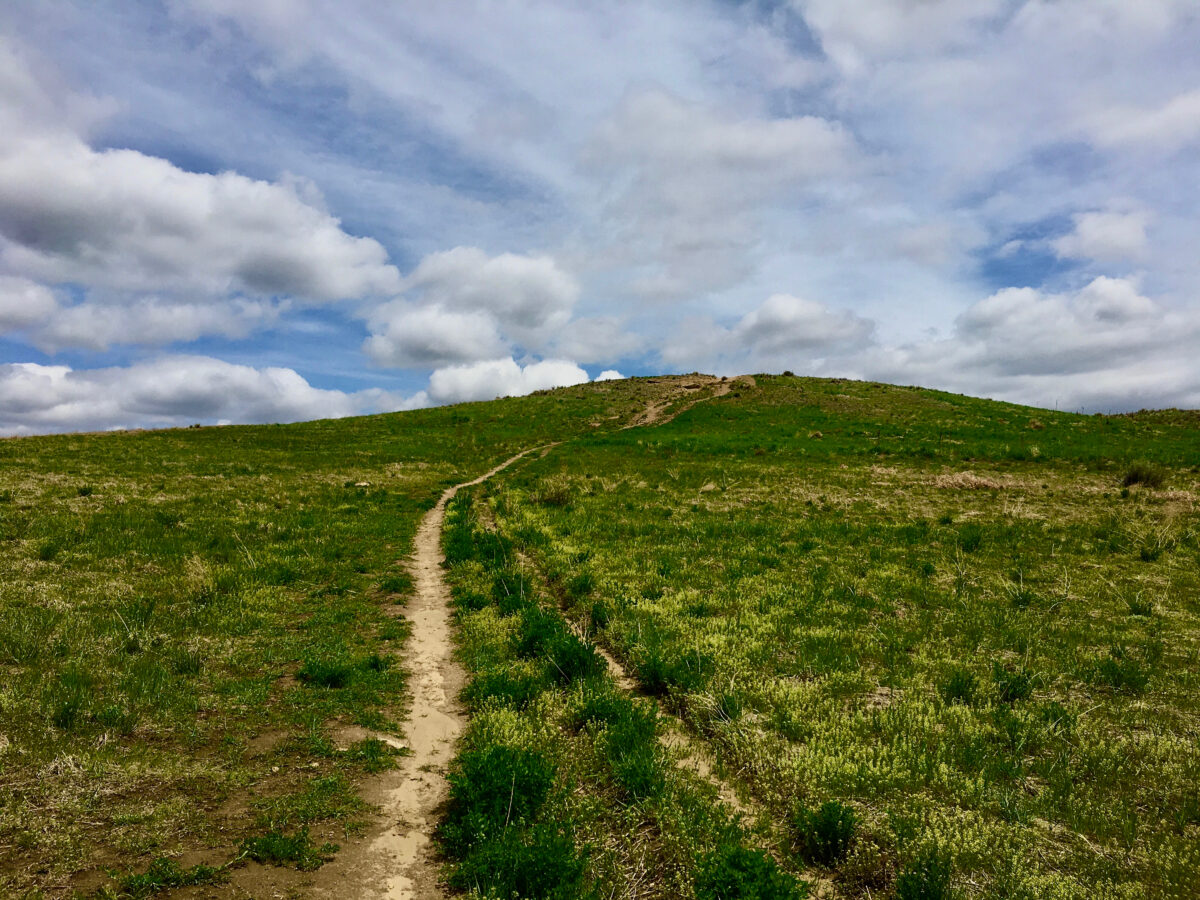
2 375 1198 898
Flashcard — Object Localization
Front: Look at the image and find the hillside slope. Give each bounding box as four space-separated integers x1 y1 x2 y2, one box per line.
2 375 1198 899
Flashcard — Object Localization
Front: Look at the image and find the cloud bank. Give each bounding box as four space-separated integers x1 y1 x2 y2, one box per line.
1 2 1199 432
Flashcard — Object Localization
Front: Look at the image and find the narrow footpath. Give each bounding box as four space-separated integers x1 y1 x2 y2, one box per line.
310 449 544 899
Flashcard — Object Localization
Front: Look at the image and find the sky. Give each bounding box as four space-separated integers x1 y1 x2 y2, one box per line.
1 0 1199 435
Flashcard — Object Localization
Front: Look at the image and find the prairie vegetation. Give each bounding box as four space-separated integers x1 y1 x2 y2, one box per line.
4 374 1199 899
453 376 1200 899
0 382 666 897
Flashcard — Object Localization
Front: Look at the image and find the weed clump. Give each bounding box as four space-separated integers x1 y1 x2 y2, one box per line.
440 745 556 856
940 667 977 705
957 523 984 553
238 828 336 870
463 668 547 709
534 476 573 508
297 652 387 689
115 857 226 897
448 822 590 900
694 845 807 899
1094 646 1151 694
1122 461 1166 489
992 662 1034 703
895 846 953 900
791 800 858 865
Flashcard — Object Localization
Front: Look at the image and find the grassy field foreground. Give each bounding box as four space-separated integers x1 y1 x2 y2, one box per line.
0 378 679 897
2 374 1198 899
472 376 1200 899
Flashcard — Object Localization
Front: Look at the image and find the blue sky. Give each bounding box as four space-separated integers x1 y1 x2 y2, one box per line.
2 0 1199 434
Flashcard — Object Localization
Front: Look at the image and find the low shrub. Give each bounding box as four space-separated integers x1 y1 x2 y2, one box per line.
895 846 953 900
792 800 858 865
440 745 556 857
940 667 977 705
1122 461 1166 489
992 662 1034 703
694 844 807 900
449 822 590 900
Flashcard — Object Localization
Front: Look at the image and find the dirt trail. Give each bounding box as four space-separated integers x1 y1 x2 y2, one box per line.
624 375 754 429
309 448 545 900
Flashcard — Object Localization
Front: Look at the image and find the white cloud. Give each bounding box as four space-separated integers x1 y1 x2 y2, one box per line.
363 303 506 368
0 275 58 331
1052 209 1150 262
363 246 581 369
0 138 401 300
1084 87 1200 152
796 0 1009 70
548 316 645 364
427 357 589 405
0 355 413 436
662 293 874 371
402 247 578 334
594 369 624 381
588 89 857 298
0 37 401 352
31 297 280 352
857 276 1200 410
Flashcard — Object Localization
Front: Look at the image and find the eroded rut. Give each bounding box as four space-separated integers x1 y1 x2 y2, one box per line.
310 449 544 900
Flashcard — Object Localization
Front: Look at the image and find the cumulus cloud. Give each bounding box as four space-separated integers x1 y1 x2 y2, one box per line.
30 297 280 353
662 293 874 371
0 139 400 300
363 247 580 369
859 276 1200 410
796 0 1009 69
363 303 506 368
1052 210 1150 262
594 369 624 381
548 316 645 364
0 38 400 352
0 355 414 436
1084 87 1200 152
0 275 58 331
403 247 577 334
427 357 590 405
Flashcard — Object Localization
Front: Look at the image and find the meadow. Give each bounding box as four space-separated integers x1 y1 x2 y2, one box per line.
453 376 1200 899
3 373 1198 899
0 379 669 897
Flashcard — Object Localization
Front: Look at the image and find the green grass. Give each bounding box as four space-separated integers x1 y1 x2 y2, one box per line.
6 373 1200 898
484 376 1200 899
0 378 675 896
